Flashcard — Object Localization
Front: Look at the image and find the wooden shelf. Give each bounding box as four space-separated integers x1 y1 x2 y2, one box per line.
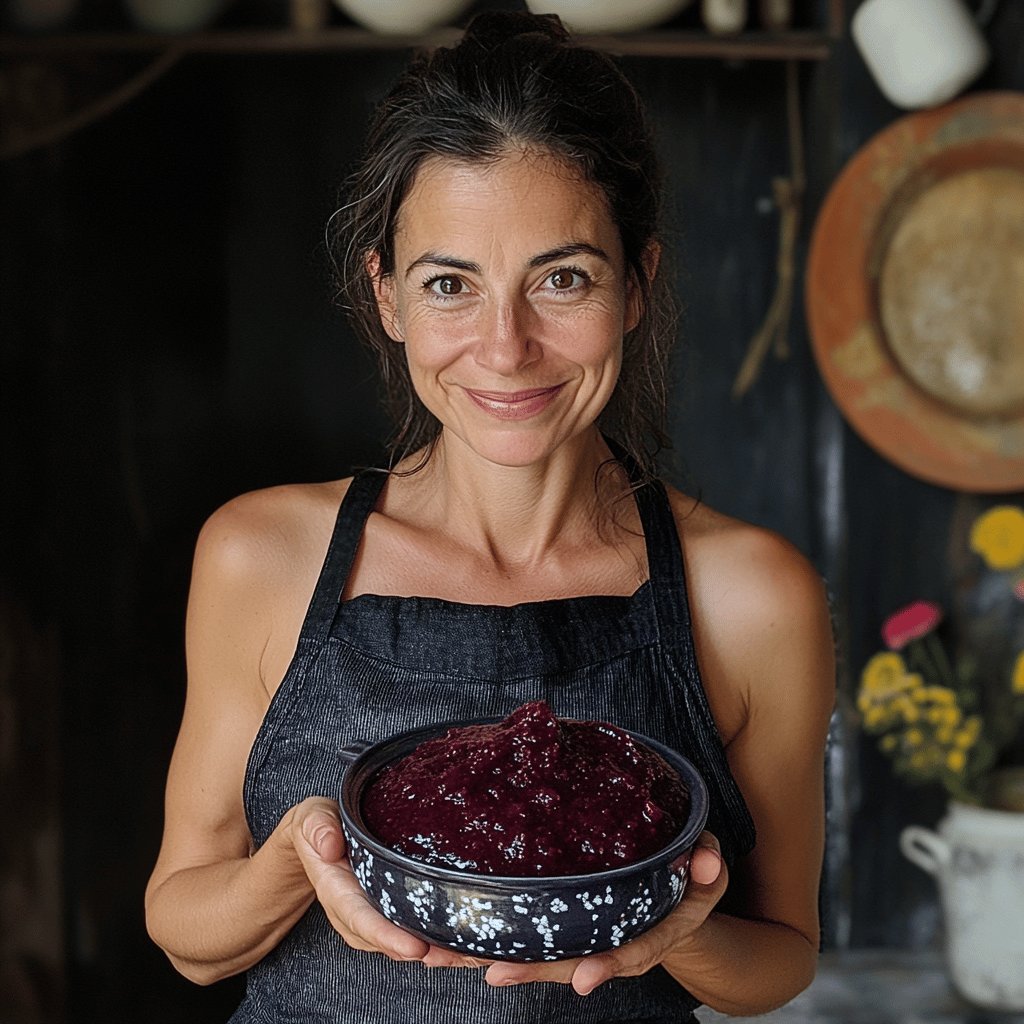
0 26 836 61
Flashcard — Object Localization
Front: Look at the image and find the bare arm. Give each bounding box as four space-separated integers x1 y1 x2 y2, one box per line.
144 491 431 984
659 528 834 1012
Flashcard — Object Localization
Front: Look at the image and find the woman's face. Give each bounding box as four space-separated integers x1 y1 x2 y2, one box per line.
371 150 642 469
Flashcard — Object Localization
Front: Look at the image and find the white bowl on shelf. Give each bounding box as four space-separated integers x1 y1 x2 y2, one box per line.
525 0 694 33
333 0 474 35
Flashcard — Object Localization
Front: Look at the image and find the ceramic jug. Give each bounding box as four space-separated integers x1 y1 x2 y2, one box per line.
851 0 990 109
901 801 1024 1011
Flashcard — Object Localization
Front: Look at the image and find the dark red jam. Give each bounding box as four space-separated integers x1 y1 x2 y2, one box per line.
362 700 690 877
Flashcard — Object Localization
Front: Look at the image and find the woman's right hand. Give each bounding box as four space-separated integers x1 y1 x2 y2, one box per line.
285 797 490 969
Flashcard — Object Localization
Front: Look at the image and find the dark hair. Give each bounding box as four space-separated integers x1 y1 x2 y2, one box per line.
331 11 675 479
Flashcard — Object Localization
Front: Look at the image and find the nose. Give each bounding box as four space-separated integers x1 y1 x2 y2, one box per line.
473 297 539 376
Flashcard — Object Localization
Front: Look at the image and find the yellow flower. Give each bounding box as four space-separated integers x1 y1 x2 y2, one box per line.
946 749 967 773
879 734 899 753
904 728 924 747
954 716 983 747
970 505 1024 570
1013 651 1024 696
897 698 921 724
863 706 887 729
861 652 910 698
953 729 974 749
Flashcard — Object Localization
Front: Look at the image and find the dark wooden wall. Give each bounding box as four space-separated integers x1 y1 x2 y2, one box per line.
2 1 1023 1020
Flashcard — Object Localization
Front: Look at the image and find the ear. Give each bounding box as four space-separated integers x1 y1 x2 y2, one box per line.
366 251 403 343
625 241 661 334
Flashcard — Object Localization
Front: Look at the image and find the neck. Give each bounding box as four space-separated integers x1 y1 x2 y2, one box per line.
398 429 627 573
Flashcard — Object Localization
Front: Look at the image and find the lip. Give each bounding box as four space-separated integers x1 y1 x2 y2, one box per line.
463 385 564 421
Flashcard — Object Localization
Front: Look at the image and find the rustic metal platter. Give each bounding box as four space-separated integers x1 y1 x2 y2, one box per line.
806 91 1024 492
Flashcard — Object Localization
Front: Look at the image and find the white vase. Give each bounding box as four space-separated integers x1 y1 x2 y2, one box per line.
901 801 1024 1011
524 0 694 34
333 0 473 34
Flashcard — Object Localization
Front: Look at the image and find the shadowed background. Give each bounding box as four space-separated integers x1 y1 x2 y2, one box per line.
2 0 1023 1020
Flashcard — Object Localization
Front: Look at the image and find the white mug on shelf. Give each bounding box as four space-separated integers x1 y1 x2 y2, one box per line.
851 0 991 110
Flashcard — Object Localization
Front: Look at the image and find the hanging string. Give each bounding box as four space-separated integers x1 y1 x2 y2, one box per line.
0 47 184 161
732 58 805 398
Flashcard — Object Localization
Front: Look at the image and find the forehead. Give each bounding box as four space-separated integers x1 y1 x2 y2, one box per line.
393 150 622 260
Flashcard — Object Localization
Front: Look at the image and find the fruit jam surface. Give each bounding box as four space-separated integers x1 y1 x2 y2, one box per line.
362 700 690 877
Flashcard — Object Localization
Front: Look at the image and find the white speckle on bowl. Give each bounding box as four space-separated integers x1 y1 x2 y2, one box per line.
531 914 560 948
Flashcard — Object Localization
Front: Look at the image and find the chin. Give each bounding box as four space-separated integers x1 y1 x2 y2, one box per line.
449 422 588 470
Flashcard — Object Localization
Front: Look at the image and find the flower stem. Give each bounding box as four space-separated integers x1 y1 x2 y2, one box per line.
924 632 958 690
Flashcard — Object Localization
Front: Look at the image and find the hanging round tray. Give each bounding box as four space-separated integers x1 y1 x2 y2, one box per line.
806 91 1024 493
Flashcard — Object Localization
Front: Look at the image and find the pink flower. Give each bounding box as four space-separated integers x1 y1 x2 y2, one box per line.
882 601 943 650
1015 579 1024 602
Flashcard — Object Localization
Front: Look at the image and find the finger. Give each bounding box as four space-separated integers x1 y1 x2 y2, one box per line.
690 832 724 887
485 957 581 988
571 951 632 995
289 798 346 861
422 946 492 969
570 934 663 994
329 879 431 962
301 810 346 863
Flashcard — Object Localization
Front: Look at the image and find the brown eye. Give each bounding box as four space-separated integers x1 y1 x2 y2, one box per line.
548 268 589 292
430 276 463 296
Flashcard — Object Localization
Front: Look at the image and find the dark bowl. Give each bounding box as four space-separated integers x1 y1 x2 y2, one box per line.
339 717 709 963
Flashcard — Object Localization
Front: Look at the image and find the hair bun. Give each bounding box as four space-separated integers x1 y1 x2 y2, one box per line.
460 11 570 51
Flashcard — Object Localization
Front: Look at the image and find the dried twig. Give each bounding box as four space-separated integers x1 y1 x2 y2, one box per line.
732 59 805 398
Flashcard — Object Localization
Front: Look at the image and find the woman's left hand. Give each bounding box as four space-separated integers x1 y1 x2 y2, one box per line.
481 831 727 995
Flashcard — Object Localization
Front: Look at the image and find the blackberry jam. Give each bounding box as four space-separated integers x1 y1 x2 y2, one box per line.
362 700 690 877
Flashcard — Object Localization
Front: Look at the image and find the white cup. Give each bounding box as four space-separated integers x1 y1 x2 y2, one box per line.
851 0 990 110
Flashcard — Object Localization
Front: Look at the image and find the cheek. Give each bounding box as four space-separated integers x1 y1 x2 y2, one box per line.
554 312 625 366
402 330 468 386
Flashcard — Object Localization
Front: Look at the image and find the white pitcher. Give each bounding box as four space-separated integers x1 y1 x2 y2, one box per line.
851 0 990 110
901 801 1024 1011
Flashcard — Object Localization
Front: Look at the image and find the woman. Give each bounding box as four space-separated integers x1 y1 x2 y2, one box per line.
145 12 835 1024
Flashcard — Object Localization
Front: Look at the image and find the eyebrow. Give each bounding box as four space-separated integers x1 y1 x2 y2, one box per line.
403 241 612 279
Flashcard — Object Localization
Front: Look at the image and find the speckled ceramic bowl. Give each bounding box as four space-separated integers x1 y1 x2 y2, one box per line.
339 718 709 963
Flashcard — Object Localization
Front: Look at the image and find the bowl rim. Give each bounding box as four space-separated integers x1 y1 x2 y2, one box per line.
339 715 710 887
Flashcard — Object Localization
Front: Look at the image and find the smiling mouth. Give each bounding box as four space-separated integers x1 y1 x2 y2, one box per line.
463 385 564 420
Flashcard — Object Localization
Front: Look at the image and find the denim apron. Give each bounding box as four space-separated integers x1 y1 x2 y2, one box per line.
228 463 755 1024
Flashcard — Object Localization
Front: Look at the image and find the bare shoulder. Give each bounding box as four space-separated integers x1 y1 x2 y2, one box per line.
667 486 829 617
188 479 354 697
193 479 352 583
665 485 835 739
